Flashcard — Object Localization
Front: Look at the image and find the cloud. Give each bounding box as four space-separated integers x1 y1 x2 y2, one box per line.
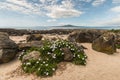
97 6 120 26
46 7 82 18
0 0 42 15
110 6 120 13
101 6 120 26
47 19 56 22
112 0 120 4
92 0 106 6
46 0 82 18
0 0 83 18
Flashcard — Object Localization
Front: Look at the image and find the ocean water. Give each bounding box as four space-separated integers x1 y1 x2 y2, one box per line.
7 26 120 30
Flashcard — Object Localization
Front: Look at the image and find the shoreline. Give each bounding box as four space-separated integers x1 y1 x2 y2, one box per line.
0 28 108 36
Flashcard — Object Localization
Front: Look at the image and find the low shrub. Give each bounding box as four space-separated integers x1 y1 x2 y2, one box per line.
19 40 87 77
109 29 120 33
116 44 120 49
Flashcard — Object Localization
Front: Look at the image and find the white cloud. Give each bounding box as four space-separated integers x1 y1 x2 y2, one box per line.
101 6 120 26
47 19 56 22
46 7 82 18
112 0 120 4
83 0 92 2
92 0 106 6
46 0 82 18
0 0 83 18
0 0 42 15
7 0 33 9
110 6 120 13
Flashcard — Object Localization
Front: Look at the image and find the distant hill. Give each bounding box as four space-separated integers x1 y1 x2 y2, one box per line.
54 24 81 27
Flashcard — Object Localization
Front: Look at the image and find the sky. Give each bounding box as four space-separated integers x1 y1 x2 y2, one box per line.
0 0 120 27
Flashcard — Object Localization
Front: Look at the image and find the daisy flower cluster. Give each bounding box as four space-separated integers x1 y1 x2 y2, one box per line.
20 40 87 77
22 58 57 76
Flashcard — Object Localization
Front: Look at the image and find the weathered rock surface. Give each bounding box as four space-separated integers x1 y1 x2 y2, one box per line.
26 34 43 42
92 32 116 54
62 48 74 61
22 51 40 62
18 41 43 50
68 30 106 43
0 32 18 63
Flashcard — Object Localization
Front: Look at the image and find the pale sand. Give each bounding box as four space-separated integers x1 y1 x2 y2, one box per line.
0 35 120 80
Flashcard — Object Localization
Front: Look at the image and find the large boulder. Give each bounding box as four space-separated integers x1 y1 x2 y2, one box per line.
26 34 43 42
68 30 106 43
92 32 116 54
0 32 18 63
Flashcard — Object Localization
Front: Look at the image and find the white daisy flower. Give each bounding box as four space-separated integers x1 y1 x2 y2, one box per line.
38 58 41 61
53 55 56 59
85 56 87 58
52 68 55 71
22 50 25 52
52 54 56 59
36 61 39 64
38 68 41 71
77 55 80 57
82 58 85 60
47 52 51 54
52 49 55 51
84 62 86 65
73 54 76 57
24 67 26 70
43 61 45 64
46 72 49 75
62 53 64 55
68 46 71 49
21 52 24 55
26 62 31 65
45 64 48 66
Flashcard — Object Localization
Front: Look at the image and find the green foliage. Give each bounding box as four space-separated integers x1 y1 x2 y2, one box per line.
116 44 120 49
109 29 120 33
22 59 57 76
19 40 87 77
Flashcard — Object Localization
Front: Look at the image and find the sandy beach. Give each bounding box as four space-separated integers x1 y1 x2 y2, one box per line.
0 35 120 80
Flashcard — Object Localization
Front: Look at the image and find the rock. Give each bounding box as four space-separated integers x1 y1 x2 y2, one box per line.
68 31 79 42
92 32 116 54
18 41 43 50
22 51 40 62
68 30 106 43
0 32 18 63
26 34 43 42
62 48 73 61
